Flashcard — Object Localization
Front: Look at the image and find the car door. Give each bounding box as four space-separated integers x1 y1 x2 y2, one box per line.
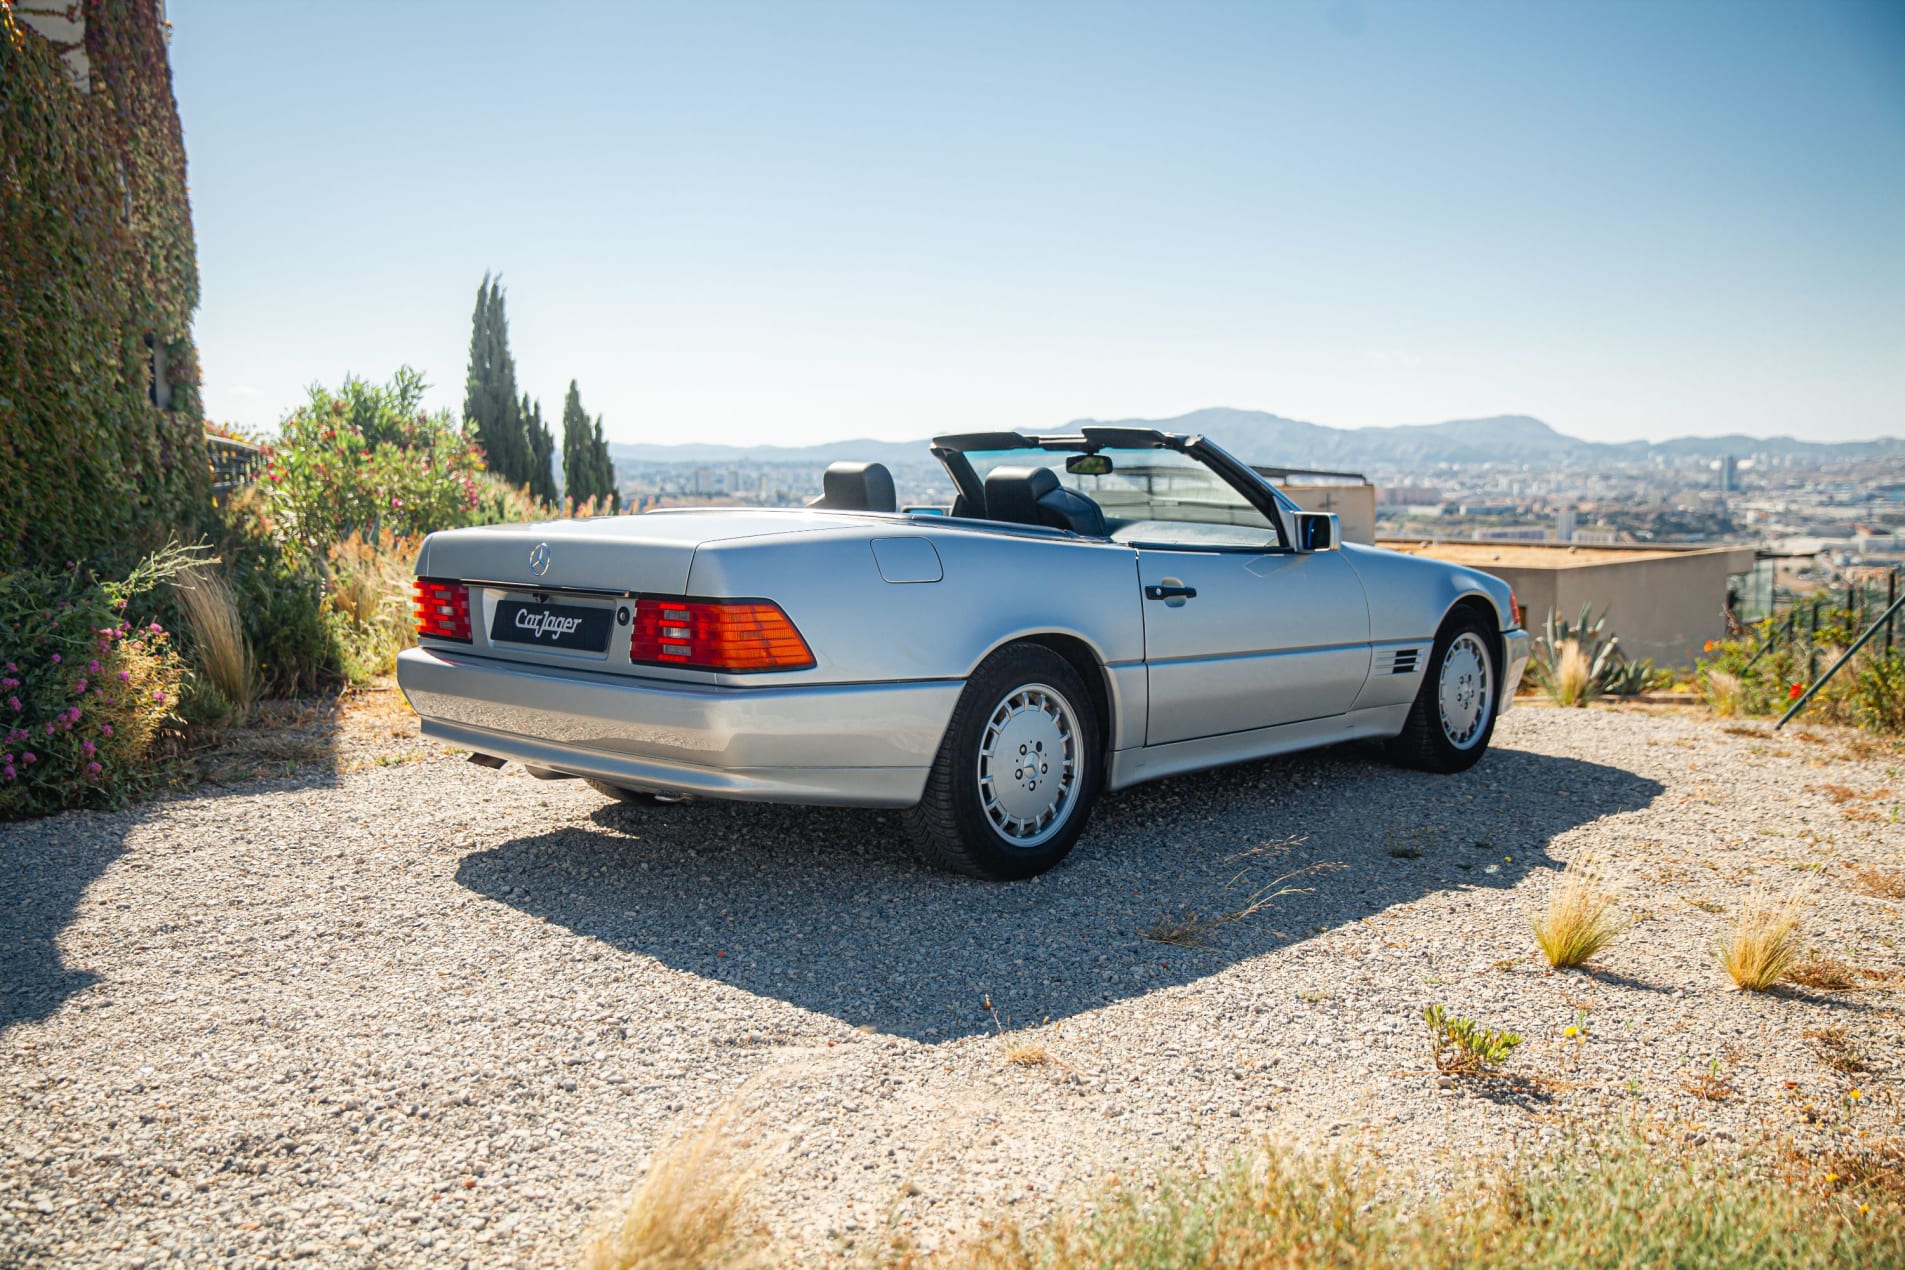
1139 546 1373 746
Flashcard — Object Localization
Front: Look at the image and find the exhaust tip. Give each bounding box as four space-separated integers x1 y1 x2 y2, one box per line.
466 752 506 769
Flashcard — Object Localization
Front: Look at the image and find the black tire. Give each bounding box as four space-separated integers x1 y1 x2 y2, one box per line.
1389 608 1500 774
901 643 1102 881
583 778 675 806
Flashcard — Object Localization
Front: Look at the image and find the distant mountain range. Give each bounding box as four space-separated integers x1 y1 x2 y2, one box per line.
611 408 1905 470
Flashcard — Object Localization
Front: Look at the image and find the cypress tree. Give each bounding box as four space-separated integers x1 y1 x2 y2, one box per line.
521 393 557 504
464 273 525 485
591 415 620 513
560 380 593 510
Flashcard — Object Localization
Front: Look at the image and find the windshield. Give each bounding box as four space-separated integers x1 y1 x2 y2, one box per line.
961 446 1284 549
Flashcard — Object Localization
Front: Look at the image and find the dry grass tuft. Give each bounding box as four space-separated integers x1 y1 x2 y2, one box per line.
1854 865 1905 900
1002 1039 1052 1067
1705 670 1746 718
1532 857 1624 969
1719 887 1807 991
174 566 255 716
1805 1025 1870 1074
581 1105 763 1270
1549 639 1594 707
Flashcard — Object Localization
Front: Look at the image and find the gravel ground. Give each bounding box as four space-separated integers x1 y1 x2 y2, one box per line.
3 705 1901 1266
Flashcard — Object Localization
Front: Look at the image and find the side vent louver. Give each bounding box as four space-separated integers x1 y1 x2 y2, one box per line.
1389 648 1420 676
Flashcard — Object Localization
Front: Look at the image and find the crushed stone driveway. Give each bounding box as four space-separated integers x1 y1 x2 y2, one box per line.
3 706 1901 1266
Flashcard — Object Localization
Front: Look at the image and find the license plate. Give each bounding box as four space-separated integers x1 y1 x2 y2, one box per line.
490 599 614 653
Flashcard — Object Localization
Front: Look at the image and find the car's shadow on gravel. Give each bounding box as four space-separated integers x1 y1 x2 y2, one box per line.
457 743 1664 1041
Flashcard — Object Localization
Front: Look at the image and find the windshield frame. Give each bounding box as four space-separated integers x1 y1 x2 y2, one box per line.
930 427 1294 551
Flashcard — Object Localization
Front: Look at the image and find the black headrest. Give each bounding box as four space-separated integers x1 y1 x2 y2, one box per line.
983 465 1059 526
1037 485 1107 537
814 461 896 513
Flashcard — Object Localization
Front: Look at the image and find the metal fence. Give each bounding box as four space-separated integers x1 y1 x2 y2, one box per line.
206 434 265 502
1745 570 1901 679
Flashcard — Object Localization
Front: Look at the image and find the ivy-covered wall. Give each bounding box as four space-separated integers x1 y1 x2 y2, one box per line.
0 0 208 570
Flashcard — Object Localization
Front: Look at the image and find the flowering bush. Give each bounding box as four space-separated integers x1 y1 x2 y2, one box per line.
0 553 193 817
1700 615 1905 734
258 368 492 564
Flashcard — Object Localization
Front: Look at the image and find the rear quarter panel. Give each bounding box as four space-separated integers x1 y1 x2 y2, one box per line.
686 524 1146 743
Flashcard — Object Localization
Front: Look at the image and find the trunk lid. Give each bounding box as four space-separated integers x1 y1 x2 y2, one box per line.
416 508 860 595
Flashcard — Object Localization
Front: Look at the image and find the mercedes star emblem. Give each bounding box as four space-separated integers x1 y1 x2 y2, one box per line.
528 542 552 577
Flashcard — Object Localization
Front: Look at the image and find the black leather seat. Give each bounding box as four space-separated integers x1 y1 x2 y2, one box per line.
811 461 896 513
982 466 1107 537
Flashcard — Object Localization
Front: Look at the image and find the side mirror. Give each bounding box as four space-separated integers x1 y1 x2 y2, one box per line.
1295 511 1339 552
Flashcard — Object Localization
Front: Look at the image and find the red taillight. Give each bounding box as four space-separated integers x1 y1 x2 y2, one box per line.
1509 592 1522 628
413 578 472 642
629 598 814 672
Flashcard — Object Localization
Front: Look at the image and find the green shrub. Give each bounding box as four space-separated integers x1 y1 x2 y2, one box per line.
0 550 197 817
259 368 497 565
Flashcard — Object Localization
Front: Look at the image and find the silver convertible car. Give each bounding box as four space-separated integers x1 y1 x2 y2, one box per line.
398 428 1529 880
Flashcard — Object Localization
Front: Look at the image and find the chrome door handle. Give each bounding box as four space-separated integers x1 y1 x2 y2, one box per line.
1144 584 1197 601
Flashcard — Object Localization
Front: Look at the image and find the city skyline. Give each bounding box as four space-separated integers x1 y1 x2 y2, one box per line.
170 1 1904 446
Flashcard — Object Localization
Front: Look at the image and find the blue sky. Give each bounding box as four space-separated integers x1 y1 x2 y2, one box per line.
169 0 1904 446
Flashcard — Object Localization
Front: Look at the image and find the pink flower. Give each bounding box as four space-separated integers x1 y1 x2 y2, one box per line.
100 724 114 737
148 623 163 635
21 752 35 764
3 663 13 673
153 690 166 704
6 697 17 713
81 740 96 758
72 678 87 694
50 653 60 664
84 762 101 777
2 766 13 782
118 670 130 682
87 660 99 674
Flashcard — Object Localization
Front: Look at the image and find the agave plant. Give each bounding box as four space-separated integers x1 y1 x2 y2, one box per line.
1528 605 1649 705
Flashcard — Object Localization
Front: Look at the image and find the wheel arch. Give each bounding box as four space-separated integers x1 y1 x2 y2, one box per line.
966 631 1121 771
1445 593 1507 711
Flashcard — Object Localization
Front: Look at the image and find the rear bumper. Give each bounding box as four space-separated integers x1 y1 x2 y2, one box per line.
395 646 960 807
1499 628 1531 713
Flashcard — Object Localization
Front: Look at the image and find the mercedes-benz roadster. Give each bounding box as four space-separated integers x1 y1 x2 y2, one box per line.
397 428 1529 880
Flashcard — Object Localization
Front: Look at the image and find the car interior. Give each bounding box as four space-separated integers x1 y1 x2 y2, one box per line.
812 440 1284 551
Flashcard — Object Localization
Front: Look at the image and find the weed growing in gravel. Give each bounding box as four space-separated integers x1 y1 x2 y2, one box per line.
1384 823 1430 859
1423 1004 1522 1076
1683 1058 1736 1102
986 1002 1057 1069
1720 887 1807 991
1786 953 1867 992
581 1103 762 1270
1854 865 1905 900
1806 1025 1870 1075
1140 840 1337 948
1532 857 1624 969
